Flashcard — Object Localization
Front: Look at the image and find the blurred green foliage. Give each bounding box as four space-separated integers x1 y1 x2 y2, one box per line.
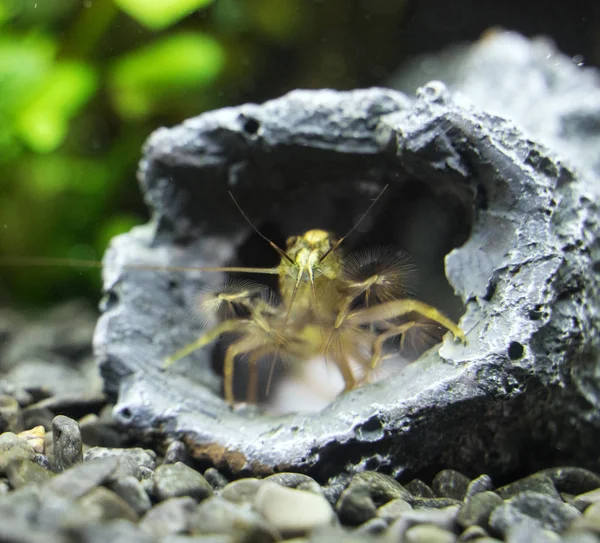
0 0 409 308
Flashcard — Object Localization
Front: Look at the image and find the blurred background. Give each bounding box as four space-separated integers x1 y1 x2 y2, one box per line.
0 0 598 308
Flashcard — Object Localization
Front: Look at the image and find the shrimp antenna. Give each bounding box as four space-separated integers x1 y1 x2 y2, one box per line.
319 184 388 263
228 191 294 264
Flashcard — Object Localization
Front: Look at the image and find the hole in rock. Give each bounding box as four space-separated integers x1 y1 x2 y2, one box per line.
508 341 525 360
206 179 473 413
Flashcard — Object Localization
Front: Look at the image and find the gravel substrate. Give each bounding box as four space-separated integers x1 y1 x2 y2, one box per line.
2 417 600 542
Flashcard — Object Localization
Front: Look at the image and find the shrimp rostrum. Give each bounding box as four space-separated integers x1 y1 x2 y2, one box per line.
165 191 466 405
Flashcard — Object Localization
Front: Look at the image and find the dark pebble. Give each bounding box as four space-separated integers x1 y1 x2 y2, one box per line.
405 479 436 498
265 472 322 494
163 440 189 465
153 461 213 502
52 415 83 472
204 467 228 490
540 467 600 495
433 469 471 501
336 471 412 526
465 474 494 499
411 497 463 508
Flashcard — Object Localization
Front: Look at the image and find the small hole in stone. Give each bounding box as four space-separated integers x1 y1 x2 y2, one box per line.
508 341 524 360
242 117 260 134
119 407 132 420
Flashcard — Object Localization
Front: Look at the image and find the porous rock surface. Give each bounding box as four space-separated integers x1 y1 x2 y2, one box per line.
96 66 600 479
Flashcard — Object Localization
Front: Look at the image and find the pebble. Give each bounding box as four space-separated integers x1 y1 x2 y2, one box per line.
139 496 196 536
0 431 36 472
163 440 189 465
433 469 471 501
109 475 153 516
540 467 600 495
153 461 213 502
386 506 460 540
496 473 561 501
189 495 279 541
45 456 119 499
458 525 488 540
404 524 457 543
405 478 436 498
377 498 413 522
0 394 22 433
254 481 335 536
204 467 229 490
17 425 45 454
221 477 263 503
457 491 503 530
465 474 494 499
6 458 54 488
264 472 322 495
574 488 600 511
77 486 139 523
336 471 412 525
489 491 581 536
52 415 83 472
84 446 157 471
505 518 561 542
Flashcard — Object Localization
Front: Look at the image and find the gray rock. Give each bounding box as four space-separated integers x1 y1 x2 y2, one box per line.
0 431 36 472
203 467 228 491
406 479 436 498
496 474 561 501
0 394 22 433
254 481 335 536
457 491 503 531
52 415 83 472
411 497 462 509
432 470 471 501
539 467 600 496
386 506 460 541
109 475 153 516
220 477 262 504
574 488 600 511
73 519 155 543
6 459 54 488
336 472 412 525
163 440 189 465
264 472 322 494
489 491 581 536
44 456 119 499
458 525 488 541
153 461 213 502
404 524 457 543
77 486 139 523
505 519 561 543
465 475 494 499
84 446 157 471
376 498 413 522
189 495 279 541
139 496 196 536
355 517 388 535
96 72 600 478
